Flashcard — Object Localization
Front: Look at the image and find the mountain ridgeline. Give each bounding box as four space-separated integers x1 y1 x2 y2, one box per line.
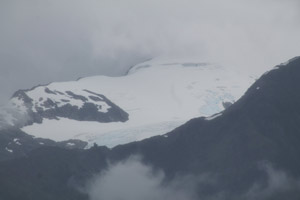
0 57 300 199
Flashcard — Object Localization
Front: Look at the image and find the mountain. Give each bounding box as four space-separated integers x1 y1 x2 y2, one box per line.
0 128 87 161
3 57 256 147
0 57 299 200
11 88 129 124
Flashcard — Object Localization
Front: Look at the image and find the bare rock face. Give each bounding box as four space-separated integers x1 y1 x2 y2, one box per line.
9 86 129 126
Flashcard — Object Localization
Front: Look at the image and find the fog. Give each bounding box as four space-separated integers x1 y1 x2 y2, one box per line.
244 162 300 200
86 156 199 200
85 158 300 200
1 0 300 104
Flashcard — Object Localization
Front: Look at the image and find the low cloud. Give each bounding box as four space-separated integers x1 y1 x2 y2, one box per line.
0 104 30 130
244 162 300 200
1 0 300 104
86 156 200 200
84 157 300 200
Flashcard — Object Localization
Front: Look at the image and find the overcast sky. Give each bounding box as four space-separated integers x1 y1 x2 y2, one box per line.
0 0 299 104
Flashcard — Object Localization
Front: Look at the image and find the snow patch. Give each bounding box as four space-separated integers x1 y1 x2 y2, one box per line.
26 88 111 113
205 113 222 121
281 56 300 66
13 138 21 145
5 147 13 153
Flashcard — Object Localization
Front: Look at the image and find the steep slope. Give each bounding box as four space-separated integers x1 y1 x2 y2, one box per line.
0 128 87 161
0 57 299 200
6 57 256 147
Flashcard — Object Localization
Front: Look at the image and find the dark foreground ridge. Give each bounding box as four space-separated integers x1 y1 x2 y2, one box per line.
1 57 300 200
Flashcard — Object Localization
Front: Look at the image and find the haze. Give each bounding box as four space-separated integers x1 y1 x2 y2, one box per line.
0 0 299 104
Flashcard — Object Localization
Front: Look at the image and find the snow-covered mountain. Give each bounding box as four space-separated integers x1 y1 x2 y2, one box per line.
1 57 300 200
4 58 257 147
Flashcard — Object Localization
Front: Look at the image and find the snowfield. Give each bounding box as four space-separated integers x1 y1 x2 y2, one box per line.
16 58 256 147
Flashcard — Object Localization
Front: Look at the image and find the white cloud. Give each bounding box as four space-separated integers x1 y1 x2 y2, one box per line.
86 156 198 200
0 0 299 103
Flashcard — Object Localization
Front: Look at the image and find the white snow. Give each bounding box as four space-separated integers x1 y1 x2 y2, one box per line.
5 147 13 153
205 113 223 120
23 117 185 148
262 57 299 77
24 87 111 113
66 142 75 146
262 65 281 76
281 56 300 66
13 138 21 145
256 87 260 90
20 57 257 147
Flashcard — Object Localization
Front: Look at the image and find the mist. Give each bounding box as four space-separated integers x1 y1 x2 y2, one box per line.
1 0 300 104
84 157 300 200
0 103 30 129
86 156 198 200
244 162 300 200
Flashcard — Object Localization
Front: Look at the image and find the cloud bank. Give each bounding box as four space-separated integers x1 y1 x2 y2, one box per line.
85 157 300 200
86 157 198 200
0 0 300 103
244 162 300 200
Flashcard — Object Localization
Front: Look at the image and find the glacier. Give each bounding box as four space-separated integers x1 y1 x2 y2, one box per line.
5 57 258 147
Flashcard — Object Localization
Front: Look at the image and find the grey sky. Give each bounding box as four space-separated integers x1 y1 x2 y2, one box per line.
0 0 299 104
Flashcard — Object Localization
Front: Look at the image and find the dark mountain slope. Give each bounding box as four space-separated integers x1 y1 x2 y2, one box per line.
0 57 300 199
0 146 109 200
0 128 87 162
